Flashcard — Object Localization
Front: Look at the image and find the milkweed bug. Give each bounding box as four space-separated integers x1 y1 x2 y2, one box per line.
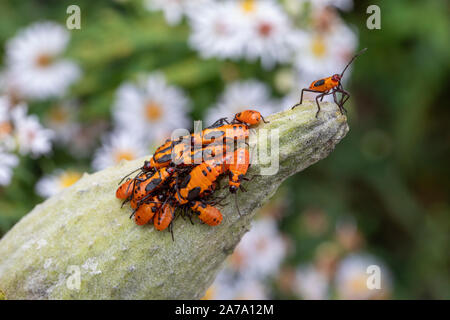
133 197 161 226
227 147 250 193
175 160 226 205
116 178 135 200
292 48 367 117
133 166 176 202
190 201 223 226
154 203 175 231
233 110 269 126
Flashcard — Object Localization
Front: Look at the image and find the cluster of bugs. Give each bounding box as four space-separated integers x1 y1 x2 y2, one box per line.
115 48 366 238
115 109 268 239
292 48 367 117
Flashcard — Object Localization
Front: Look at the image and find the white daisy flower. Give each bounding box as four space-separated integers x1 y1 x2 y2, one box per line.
188 1 248 60
35 169 82 198
5 21 81 100
205 216 285 300
44 100 80 145
11 105 54 157
294 264 330 300
144 0 210 26
0 97 8 123
0 70 23 104
0 147 19 187
205 80 276 126
0 96 15 151
92 130 148 171
335 253 392 300
113 73 190 144
227 217 287 279
296 0 353 12
293 22 358 79
236 0 298 69
208 274 269 300
144 0 185 25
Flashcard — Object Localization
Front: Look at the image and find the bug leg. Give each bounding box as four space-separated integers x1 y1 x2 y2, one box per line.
231 116 243 125
335 88 350 114
315 95 322 118
208 117 229 128
188 211 194 225
210 195 227 206
332 90 343 113
292 89 306 109
129 208 137 219
169 208 175 242
261 115 270 124
121 198 130 208
292 89 320 109
340 92 350 113
234 193 242 217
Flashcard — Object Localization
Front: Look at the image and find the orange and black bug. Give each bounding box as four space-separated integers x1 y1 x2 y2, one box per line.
116 159 154 198
133 196 162 226
292 48 367 117
133 166 176 203
226 147 250 216
116 178 136 200
117 172 149 210
233 110 269 126
227 147 250 193
150 142 174 169
175 160 226 205
190 201 223 226
191 123 249 146
195 143 226 163
222 124 250 142
154 203 175 231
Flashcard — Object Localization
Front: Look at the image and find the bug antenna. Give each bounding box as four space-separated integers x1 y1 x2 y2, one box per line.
340 47 367 78
235 193 242 217
118 167 142 185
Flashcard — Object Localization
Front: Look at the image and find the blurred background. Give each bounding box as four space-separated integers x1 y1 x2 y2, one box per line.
0 0 449 299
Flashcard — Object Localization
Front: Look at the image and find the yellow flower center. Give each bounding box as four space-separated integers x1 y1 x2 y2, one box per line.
349 273 369 294
115 150 135 163
311 36 327 58
241 0 256 13
36 54 53 67
201 286 215 300
145 101 163 122
59 171 82 189
50 107 68 124
0 122 13 137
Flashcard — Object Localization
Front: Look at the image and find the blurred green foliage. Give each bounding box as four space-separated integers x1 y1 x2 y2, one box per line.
0 0 449 299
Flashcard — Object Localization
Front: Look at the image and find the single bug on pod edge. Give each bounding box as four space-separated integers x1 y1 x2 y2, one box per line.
233 110 269 126
292 48 367 118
